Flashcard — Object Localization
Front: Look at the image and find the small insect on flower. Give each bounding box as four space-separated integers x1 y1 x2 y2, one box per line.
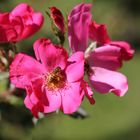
44 66 66 91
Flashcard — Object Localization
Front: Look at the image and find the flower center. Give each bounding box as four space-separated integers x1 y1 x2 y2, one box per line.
44 66 66 91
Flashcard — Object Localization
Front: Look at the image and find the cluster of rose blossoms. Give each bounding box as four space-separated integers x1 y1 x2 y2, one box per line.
0 3 134 118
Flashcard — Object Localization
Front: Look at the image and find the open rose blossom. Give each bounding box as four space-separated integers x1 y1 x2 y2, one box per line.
10 38 94 117
0 3 44 43
68 3 134 96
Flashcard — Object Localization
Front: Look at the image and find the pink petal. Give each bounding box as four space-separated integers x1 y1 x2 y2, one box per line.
87 45 122 70
10 16 24 40
69 3 92 18
20 24 39 40
68 3 92 52
61 82 83 114
89 67 128 96
66 52 84 82
32 13 44 26
89 21 110 45
20 13 44 40
33 38 68 72
0 13 10 24
0 13 15 42
67 51 84 62
24 95 34 110
10 53 45 88
110 41 135 60
24 89 44 118
43 89 61 113
31 102 44 118
0 26 9 42
11 3 34 17
30 78 49 106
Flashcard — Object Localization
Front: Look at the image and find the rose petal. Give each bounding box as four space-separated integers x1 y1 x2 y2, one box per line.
68 3 92 52
33 38 68 72
11 3 34 17
10 53 45 88
24 95 34 110
87 45 122 70
68 51 84 62
66 52 84 82
43 89 61 113
31 77 49 106
110 41 135 61
89 67 128 96
61 82 83 114
89 21 110 45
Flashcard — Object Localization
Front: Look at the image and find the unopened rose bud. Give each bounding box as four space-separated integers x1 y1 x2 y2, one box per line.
49 7 65 33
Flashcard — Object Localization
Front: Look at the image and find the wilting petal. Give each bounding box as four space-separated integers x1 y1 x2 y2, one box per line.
44 89 61 113
89 67 128 96
33 38 68 71
87 45 122 70
10 53 45 88
68 3 92 52
110 41 135 61
89 21 110 45
61 82 83 114
66 52 84 82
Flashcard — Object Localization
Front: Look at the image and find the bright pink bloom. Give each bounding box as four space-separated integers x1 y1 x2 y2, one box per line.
0 3 44 43
10 38 94 117
49 7 65 32
68 3 129 96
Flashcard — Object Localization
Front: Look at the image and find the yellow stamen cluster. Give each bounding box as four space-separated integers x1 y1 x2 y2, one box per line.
45 67 66 91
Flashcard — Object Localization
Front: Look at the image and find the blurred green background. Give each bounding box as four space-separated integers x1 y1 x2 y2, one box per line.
0 0 140 140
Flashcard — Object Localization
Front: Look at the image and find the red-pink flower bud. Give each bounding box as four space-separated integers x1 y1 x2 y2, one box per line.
49 7 65 33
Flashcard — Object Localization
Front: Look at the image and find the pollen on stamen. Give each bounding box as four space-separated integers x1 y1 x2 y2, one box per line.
44 66 66 91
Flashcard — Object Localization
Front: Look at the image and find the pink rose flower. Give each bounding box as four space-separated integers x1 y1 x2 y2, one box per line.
10 38 94 117
68 3 131 96
49 7 65 33
0 3 44 43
